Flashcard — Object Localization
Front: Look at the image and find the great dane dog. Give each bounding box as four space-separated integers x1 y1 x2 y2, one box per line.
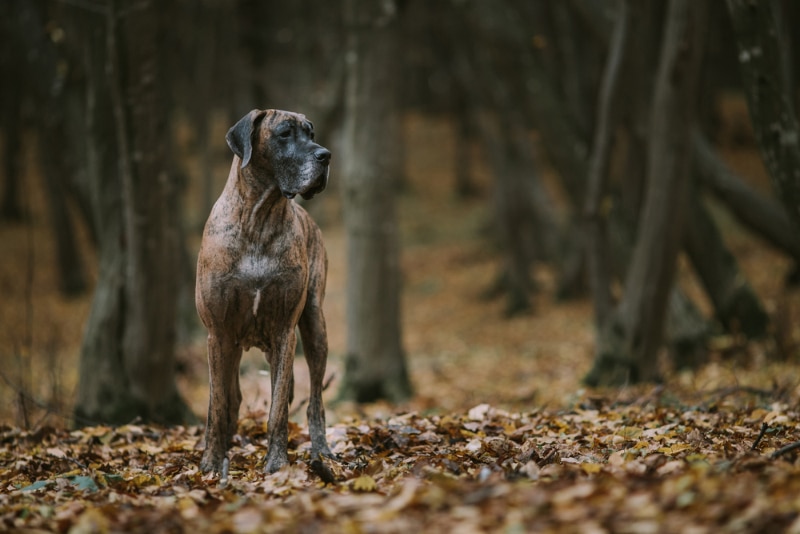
196 109 333 474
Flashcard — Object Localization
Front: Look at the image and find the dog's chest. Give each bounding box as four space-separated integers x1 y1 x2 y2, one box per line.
235 249 306 303
227 249 308 342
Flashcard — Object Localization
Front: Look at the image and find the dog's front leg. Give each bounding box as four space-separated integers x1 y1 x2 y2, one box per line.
264 333 296 473
200 333 242 473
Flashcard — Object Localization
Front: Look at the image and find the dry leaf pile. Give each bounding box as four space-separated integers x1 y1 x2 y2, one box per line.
4 395 800 533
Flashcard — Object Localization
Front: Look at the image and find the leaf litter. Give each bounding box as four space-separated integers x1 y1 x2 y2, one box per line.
4 393 800 533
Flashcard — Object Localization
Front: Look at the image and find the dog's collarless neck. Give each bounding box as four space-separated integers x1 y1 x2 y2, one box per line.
227 166 290 236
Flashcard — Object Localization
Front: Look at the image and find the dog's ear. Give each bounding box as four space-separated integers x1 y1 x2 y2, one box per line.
226 109 267 169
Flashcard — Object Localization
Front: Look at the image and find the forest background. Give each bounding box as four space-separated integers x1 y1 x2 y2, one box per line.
3 0 800 532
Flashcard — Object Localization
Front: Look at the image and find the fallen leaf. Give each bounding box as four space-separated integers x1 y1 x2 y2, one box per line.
352 475 378 492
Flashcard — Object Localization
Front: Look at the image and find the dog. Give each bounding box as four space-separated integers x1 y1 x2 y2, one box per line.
196 109 333 474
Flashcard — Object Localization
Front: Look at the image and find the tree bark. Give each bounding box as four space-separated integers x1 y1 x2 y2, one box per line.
727 0 800 228
74 3 130 424
684 186 769 339
585 0 629 329
0 1 25 223
586 0 708 386
338 0 412 403
74 0 193 425
617 0 664 223
693 129 800 265
0 84 24 221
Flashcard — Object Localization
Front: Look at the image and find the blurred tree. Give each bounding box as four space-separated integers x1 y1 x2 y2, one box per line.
693 129 800 270
727 0 800 230
584 0 629 330
74 0 193 425
449 1 561 315
0 1 25 223
571 0 781 369
338 0 412 402
586 0 708 385
1 0 89 296
683 183 768 339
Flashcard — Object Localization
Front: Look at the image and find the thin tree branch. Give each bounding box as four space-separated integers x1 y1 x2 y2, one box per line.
752 422 769 451
771 441 800 460
693 129 800 264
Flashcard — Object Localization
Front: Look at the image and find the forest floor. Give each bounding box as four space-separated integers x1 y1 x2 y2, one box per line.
3 105 800 532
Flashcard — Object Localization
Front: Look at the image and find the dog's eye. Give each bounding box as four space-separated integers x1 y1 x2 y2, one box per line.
278 129 292 139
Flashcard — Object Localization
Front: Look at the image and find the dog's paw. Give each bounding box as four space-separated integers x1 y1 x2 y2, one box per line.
264 450 289 474
311 445 337 462
199 449 225 474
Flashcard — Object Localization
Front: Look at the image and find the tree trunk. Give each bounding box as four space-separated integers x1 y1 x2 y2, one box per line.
338 0 412 403
74 4 130 424
586 0 708 386
452 1 561 314
477 111 546 315
727 0 800 228
684 185 768 339
617 0 664 224
666 288 710 370
0 1 25 222
74 0 193 425
585 0 629 329
1 86 23 223
693 129 800 268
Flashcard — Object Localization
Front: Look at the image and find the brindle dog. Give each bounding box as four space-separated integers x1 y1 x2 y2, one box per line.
196 109 333 474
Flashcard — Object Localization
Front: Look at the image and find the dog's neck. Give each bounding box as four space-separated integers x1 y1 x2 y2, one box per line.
225 157 292 238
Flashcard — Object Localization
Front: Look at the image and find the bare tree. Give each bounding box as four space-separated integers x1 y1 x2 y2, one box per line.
727 0 800 228
693 129 800 267
74 0 193 425
683 184 768 338
584 0 630 329
338 0 412 402
586 0 708 386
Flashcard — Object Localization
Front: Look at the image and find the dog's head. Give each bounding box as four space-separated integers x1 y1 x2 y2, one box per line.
226 109 331 200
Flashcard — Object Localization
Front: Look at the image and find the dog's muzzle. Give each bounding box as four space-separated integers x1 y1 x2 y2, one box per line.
300 166 329 200
284 147 331 200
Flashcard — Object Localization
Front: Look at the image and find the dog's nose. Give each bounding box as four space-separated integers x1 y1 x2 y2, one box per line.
314 148 331 163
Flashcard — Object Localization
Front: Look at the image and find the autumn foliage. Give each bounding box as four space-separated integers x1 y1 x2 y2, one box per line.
3 393 800 532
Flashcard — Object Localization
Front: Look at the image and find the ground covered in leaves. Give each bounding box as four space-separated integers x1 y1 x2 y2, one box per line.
4 394 800 533
3 110 800 532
